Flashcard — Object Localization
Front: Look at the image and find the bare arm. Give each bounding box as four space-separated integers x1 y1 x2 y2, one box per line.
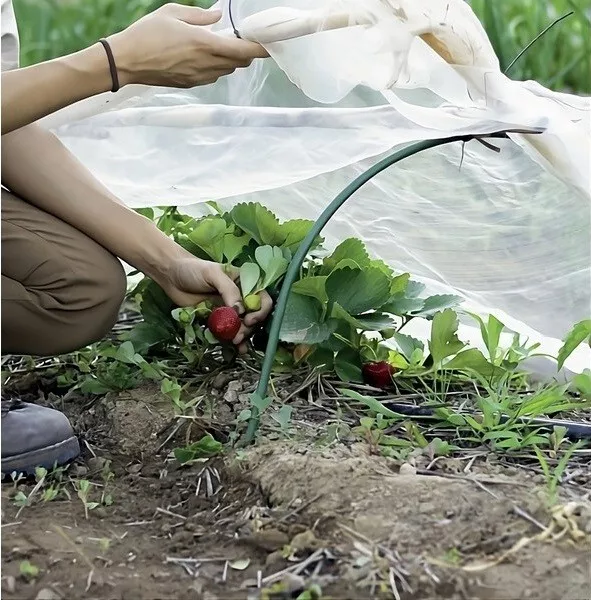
1 44 111 135
1 123 185 286
1 3 267 135
1 124 272 348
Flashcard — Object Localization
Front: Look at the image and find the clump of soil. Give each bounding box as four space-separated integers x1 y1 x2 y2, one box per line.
2 384 590 600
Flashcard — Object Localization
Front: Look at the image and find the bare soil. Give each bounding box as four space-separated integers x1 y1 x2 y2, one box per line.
2 382 590 600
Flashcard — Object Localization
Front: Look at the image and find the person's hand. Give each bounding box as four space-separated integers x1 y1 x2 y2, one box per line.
160 256 273 354
107 3 269 88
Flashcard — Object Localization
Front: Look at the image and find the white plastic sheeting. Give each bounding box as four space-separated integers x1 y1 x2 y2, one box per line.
40 0 591 377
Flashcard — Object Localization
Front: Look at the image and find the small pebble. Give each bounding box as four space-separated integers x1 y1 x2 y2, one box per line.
69 464 88 478
35 589 61 600
291 530 319 552
399 463 417 476
3 575 16 593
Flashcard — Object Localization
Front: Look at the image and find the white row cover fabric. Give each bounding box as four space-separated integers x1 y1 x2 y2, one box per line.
40 0 591 377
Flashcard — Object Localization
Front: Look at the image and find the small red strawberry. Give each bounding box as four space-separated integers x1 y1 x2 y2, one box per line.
362 361 395 389
207 306 241 342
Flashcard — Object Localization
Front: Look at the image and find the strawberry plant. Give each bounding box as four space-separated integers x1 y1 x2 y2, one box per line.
126 203 470 388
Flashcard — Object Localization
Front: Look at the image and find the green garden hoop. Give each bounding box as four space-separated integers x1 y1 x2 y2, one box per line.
240 128 544 445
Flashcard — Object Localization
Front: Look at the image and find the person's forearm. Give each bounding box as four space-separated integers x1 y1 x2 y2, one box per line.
1 123 190 284
1 44 112 135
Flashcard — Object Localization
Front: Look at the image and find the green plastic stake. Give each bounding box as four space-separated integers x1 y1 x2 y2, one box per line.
240 129 543 445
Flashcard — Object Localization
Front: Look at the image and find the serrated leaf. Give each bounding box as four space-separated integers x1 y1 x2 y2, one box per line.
369 259 394 277
187 216 226 262
279 293 337 344
321 238 369 274
390 273 410 295
292 276 328 305
381 295 425 316
392 332 424 361
411 294 463 318
325 266 390 315
429 309 465 366
230 202 286 246
280 219 317 252
557 319 591 371
350 312 397 331
239 262 261 297
330 303 395 332
223 232 250 264
406 280 426 298
333 258 364 271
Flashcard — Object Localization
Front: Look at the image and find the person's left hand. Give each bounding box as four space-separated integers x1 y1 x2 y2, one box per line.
160 256 273 354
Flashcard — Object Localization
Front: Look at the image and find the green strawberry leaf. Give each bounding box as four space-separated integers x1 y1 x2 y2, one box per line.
255 246 289 289
411 294 463 318
351 312 397 331
334 347 363 383
230 202 286 247
223 232 251 264
187 216 226 262
279 293 337 344
325 266 391 315
321 238 369 274
239 262 261 298
381 295 425 316
392 332 424 361
390 273 410 295
557 319 591 371
406 280 426 298
429 309 465 366
292 276 328 305
369 258 394 277
280 219 318 252
330 303 395 332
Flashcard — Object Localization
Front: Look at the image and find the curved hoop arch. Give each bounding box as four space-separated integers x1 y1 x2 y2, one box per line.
241 128 544 444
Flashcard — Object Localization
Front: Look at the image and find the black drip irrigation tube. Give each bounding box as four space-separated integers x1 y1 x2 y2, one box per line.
235 127 591 447
379 401 591 441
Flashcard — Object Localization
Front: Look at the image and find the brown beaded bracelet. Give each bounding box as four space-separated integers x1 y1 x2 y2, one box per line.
98 38 120 93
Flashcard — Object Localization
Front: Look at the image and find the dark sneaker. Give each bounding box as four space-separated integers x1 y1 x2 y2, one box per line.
1 399 80 478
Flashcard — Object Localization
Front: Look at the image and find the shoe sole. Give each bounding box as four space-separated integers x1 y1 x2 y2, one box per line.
1 436 81 478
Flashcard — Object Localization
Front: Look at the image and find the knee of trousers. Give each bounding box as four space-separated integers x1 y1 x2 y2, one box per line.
4 251 128 357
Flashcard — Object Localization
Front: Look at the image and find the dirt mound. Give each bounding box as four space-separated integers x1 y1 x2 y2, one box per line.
2 387 590 599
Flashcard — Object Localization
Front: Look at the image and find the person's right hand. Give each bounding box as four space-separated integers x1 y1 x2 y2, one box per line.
107 3 269 88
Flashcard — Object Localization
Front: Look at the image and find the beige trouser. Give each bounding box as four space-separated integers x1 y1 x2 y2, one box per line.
1 188 127 356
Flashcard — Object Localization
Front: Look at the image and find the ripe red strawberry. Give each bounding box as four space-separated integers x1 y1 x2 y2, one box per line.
362 361 395 389
207 306 241 342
